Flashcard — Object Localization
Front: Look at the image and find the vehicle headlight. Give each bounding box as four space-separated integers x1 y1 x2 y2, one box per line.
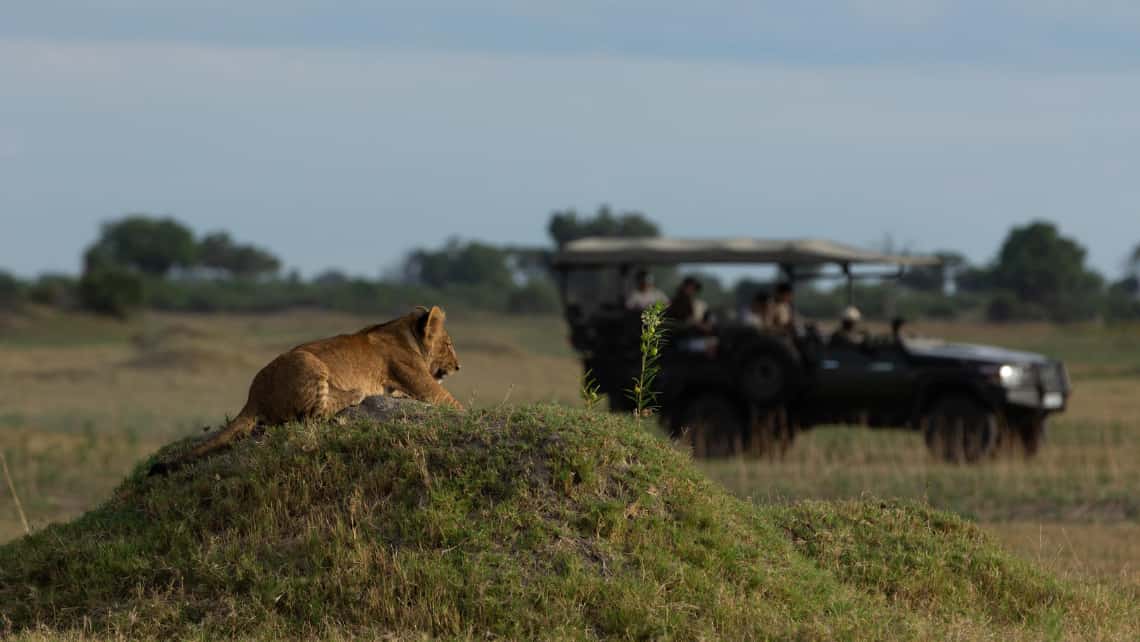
998 364 1031 388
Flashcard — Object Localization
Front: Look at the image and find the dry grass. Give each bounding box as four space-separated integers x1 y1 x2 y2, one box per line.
1 308 1137 611
989 522 1140 590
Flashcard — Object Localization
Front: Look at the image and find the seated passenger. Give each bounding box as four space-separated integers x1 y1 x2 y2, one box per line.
766 283 796 334
625 269 667 310
742 291 771 329
666 276 711 330
829 306 865 348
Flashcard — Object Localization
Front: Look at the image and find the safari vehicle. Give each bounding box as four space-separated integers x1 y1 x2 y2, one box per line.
551 237 1071 462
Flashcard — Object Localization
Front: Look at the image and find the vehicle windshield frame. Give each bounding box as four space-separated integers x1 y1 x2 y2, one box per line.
552 237 939 311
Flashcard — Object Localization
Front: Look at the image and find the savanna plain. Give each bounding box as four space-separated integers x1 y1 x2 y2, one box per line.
1 307 1137 634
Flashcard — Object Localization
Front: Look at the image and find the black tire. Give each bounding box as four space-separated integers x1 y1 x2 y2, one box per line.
738 345 802 407
677 393 747 458
923 394 998 463
1014 416 1047 457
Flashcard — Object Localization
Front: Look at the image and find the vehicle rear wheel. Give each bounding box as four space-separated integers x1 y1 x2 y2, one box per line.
677 393 746 458
739 348 800 407
923 395 998 463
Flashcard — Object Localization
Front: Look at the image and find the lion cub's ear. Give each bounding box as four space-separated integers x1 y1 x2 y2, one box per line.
416 305 447 347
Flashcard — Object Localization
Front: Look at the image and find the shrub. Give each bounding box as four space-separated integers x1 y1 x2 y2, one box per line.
986 292 1048 323
78 265 144 319
26 273 77 307
506 279 561 315
0 270 25 309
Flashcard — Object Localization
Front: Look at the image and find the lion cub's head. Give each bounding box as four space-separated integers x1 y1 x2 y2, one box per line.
415 305 461 382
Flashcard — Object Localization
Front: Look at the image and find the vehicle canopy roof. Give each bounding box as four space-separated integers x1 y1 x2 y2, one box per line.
551 237 940 269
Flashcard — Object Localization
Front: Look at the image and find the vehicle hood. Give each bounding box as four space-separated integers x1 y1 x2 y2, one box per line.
903 338 1051 365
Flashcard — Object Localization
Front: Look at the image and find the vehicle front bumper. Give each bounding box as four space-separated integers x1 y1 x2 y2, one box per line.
1004 362 1070 411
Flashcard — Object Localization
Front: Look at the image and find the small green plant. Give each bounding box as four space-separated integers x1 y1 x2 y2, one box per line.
580 368 602 410
628 301 668 417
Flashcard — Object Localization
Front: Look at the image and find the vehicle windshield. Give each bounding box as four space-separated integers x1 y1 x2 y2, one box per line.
559 261 883 318
562 267 626 314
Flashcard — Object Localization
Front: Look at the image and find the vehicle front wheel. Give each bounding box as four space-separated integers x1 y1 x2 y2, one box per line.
923 394 998 463
1012 415 1047 456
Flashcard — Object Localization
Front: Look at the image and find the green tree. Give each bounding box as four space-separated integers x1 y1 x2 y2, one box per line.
404 239 514 289
1126 243 1140 282
1115 276 1139 297
77 264 143 319
956 266 996 293
990 221 1104 321
1105 243 1140 315
87 215 198 277
547 205 660 248
198 232 281 279
0 270 25 309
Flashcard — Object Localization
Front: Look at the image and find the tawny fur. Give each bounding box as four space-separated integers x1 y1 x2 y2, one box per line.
151 306 461 474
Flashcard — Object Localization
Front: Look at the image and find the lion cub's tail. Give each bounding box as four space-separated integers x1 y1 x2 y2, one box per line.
148 403 259 477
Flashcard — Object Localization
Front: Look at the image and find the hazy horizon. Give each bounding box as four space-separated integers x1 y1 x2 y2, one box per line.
3 2 1138 279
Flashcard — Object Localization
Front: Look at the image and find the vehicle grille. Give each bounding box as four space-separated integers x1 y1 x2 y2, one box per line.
1037 362 1069 393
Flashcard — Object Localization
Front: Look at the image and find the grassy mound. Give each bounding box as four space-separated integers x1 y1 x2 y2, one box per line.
0 405 1127 639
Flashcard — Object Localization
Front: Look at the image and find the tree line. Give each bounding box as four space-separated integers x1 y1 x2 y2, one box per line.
1 208 1138 322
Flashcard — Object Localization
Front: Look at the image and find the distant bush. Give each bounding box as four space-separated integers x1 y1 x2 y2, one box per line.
131 276 563 318
986 292 1048 323
0 270 25 309
1105 286 1140 322
26 273 77 307
506 279 561 315
78 265 144 319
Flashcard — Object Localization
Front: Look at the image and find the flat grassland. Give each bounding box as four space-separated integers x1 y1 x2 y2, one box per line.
1 307 1137 600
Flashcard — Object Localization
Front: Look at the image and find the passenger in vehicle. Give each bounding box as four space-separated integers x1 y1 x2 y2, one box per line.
767 283 796 333
666 276 711 330
625 269 667 310
742 291 771 329
829 306 865 348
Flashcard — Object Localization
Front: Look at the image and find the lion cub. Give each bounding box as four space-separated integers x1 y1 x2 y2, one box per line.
150 306 462 475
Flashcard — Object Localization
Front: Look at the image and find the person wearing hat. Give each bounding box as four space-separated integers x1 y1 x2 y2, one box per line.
625 269 667 310
829 306 865 348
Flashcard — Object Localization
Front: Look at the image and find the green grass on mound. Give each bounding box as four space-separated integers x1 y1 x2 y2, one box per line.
0 405 1131 640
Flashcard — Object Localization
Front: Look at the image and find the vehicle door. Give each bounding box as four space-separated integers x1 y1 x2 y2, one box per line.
814 340 912 409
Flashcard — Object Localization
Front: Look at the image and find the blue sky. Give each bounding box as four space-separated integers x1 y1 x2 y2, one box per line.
2 2 1138 279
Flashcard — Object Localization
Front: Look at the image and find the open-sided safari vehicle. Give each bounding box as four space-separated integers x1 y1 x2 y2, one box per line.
551 237 1071 462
